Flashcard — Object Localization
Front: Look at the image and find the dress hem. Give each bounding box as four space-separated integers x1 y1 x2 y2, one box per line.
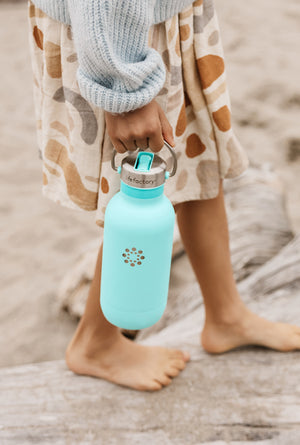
42 159 249 228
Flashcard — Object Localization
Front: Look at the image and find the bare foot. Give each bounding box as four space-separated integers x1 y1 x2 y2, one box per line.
66 330 190 391
201 307 300 353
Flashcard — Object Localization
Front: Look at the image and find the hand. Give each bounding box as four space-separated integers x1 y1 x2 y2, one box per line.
104 99 175 154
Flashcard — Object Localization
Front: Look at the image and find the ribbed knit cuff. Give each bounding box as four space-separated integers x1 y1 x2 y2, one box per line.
77 59 167 114
154 0 194 24
31 0 71 24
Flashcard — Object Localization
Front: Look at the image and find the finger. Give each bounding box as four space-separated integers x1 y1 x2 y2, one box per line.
158 107 175 147
113 139 127 154
148 126 164 153
121 137 137 152
134 137 149 150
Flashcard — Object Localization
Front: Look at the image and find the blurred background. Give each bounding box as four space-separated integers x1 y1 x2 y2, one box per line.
1 0 299 369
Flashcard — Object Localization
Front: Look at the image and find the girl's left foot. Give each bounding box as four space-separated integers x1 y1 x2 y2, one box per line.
201 306 300 353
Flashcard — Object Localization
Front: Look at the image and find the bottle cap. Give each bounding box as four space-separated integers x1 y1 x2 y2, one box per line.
111 140 177 189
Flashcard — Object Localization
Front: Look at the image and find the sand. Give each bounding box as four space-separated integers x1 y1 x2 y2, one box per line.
0 0 299 368
0 1 100 367
216 0 300 231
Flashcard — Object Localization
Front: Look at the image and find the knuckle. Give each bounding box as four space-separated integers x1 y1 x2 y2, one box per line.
146 120 160 134
119 132 130 142
147 125 158 137
132 132 144 141
113 141 125 153
151 144 163 153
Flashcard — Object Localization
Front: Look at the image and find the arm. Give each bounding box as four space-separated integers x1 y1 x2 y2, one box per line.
68 0 166 114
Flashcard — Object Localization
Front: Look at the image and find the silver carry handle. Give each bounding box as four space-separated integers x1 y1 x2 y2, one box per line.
111 139 177 177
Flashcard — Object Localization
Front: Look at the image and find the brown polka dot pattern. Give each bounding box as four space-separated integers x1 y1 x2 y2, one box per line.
186 133 206 158
101 177 109 194
212 105 231 132
85 175 99 184
66 26 73 41
44 41 62 78
176 169 188 191
28 0 249 228
29 4 47 18
196 55 225 89
180 24 190 41
196 160 220 199
50 121 70 141
161 50 170 71
175 102 187 137
66 53 77 63
33 26 43 50
44 162 61 177
225 135 248 178
44 139 98 210
122 248 145 267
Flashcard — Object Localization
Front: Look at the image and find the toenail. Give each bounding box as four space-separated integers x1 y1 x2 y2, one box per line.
183 351 190 361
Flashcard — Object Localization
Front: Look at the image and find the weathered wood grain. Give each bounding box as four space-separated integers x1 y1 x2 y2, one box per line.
1 232 300 444
224 163 294 281
1 331 300 444
1 163 299 444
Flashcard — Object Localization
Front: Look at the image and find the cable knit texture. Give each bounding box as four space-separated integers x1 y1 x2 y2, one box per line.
31 0 194 113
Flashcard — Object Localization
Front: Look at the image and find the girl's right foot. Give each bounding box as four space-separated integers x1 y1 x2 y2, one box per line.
66 328 190 391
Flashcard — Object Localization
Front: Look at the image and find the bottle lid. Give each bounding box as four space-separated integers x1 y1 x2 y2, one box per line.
111 140 177 189
120 151 167 189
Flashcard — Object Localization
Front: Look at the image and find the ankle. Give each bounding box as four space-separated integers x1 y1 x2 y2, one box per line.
204 300 248 327
68 317 121 356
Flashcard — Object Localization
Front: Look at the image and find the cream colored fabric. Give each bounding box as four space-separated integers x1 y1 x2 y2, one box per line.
28 0 248 228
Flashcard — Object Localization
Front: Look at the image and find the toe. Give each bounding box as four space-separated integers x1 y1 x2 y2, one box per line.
169 348 184 356
156 375 172 386
136 380 162 391
182 351 191 362
147 380 163 391
170 358 186 370
166 367 180 377
293 332 300 349
169 349 190 362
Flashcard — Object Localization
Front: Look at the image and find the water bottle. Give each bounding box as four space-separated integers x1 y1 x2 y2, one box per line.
100 140 177 330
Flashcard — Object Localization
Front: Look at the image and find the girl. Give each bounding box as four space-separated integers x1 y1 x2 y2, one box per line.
28 0 300 391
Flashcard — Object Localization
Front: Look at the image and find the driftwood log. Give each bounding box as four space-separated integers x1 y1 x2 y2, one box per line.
1 163 300 444
1 234 300 444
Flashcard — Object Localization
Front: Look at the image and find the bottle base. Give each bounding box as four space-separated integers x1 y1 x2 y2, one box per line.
101 301 166 330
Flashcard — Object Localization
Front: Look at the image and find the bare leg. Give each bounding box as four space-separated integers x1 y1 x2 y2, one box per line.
175 181 300 353
66 243 190 391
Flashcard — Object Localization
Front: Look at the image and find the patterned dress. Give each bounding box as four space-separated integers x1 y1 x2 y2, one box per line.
27 0 248 228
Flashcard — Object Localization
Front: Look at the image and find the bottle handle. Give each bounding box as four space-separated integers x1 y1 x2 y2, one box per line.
111 139 177 177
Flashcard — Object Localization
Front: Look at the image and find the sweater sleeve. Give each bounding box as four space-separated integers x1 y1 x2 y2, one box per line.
67 0 166 114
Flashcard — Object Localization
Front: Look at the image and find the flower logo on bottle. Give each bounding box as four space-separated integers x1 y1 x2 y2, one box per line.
122 247 145 267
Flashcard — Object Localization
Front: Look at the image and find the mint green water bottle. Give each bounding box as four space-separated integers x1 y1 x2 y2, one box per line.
100 140 177 330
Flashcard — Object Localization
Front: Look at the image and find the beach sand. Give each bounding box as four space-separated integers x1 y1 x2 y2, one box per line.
0 0 299 368
216 0 300 231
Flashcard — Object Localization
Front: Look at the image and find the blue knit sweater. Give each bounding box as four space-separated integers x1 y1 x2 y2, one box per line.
31 0 195 113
